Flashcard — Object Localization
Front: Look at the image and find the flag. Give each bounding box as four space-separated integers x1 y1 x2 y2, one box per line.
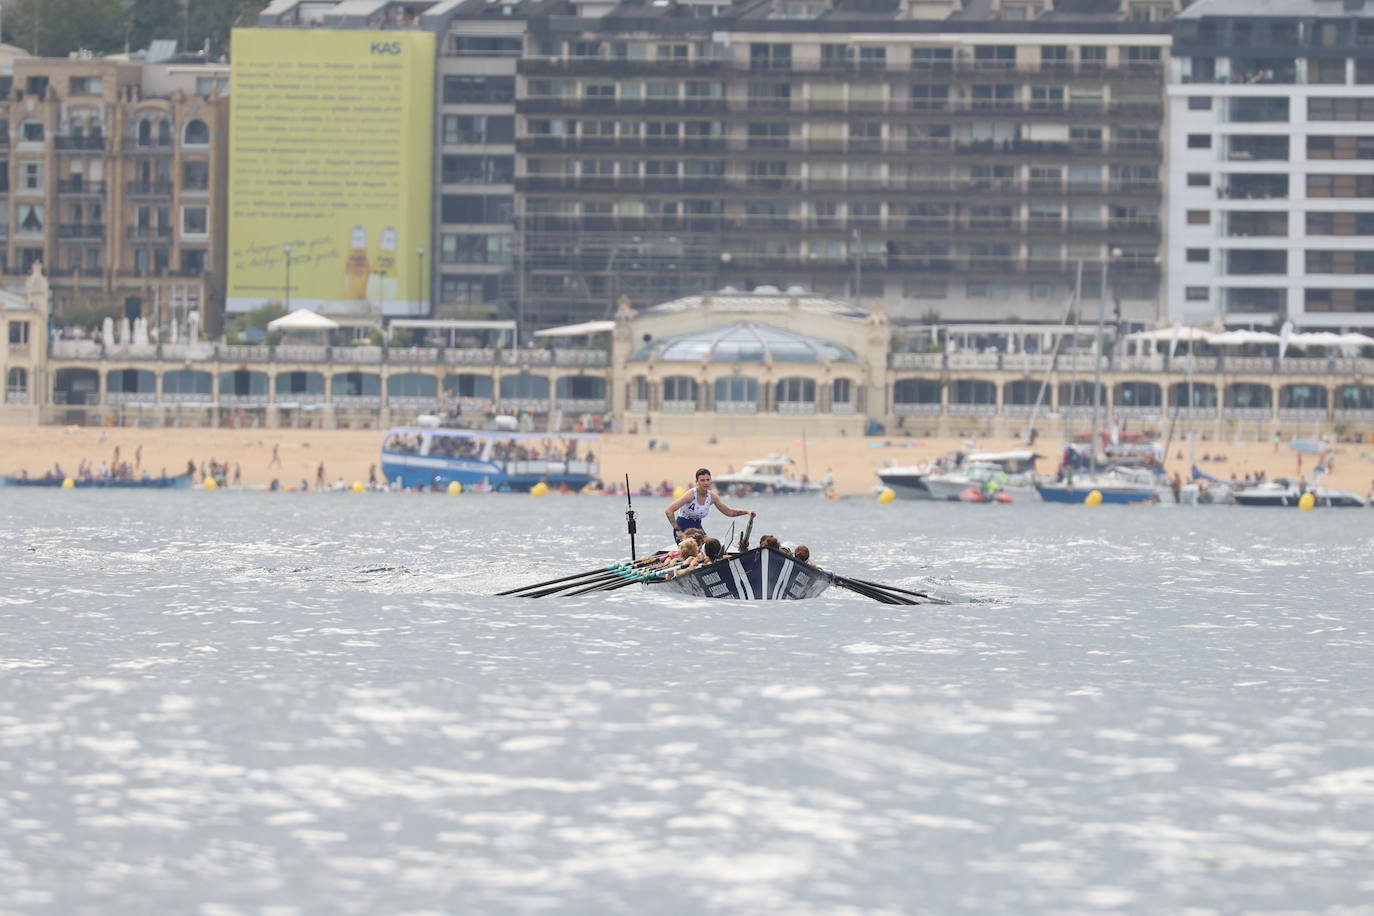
1278 320 1294 360
1169 321 1182 358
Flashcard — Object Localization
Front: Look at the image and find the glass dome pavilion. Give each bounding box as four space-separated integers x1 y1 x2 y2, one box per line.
631 322 858 364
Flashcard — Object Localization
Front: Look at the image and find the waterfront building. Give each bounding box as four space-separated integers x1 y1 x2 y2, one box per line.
33 265 1374 439
0 263 46 426
0 47 229 330
256 0 1175 332
1169 0 1374 332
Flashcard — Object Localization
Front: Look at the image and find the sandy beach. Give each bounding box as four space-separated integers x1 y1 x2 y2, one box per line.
3 424 1373 497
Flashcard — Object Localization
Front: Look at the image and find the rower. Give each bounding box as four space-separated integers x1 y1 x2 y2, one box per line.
665 467 755 543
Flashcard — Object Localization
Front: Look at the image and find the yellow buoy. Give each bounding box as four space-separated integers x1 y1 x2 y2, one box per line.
447 481 463 495
61 477 75 489
1084 489 1103 507
203 477 218 491
877 487 896 504
530 481 549 498
351 480 365 494
1299 491 1316 511
672 485 687 500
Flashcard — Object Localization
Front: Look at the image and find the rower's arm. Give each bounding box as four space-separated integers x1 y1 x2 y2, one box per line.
712 491 755 518
665 492 690 528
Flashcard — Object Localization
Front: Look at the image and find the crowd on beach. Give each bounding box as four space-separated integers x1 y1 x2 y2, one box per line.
382 433 594 465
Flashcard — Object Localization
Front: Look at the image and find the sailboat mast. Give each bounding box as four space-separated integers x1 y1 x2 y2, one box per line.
1091 258 1107 471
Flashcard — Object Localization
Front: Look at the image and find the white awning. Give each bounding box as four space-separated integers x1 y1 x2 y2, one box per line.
533 320 616 338
1125 326 1215 343
267 309 339 332
1208 329 1281 345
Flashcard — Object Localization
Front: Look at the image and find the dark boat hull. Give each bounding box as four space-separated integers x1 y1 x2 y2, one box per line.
3 473 193 489
657 547 830 600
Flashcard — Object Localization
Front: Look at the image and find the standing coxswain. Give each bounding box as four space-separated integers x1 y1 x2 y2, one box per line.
665 467 755 543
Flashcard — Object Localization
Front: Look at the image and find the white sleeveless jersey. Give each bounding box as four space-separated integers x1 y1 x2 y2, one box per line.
677 489 712 521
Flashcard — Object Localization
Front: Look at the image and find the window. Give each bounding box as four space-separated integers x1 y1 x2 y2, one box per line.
1186 248 1209 263
911 47 953 72
21 163 41 190
442 115 514 145
69 76 102 95
1187 133 1212 149
662 376 697 402
1187 172 1210 187
17 204 43 233
8 321 29 344
1187 210 1211 225
452 36 521 56
442 75 515 104
1185 286 1209 301
181 206 208 235
5 367 27 404
1188 96 1212 110
182 160 209 190
714 377 758 404
775 378 815 403
1308 97 1374 121
440 195 513 224
182 119 209 145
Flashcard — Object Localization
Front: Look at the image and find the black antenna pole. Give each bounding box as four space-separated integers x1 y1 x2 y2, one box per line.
624 473 637 562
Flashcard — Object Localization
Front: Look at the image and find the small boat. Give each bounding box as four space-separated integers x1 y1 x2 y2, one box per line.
1036 466 1172 505
713 455 824 495
1313 487 1367 508
878 449 1040 501
1233 479 1304 507
380 426 600 492
653 545 832 600
2 473 193 489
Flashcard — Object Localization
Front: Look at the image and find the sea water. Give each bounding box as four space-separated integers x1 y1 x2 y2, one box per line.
1 490 1372 914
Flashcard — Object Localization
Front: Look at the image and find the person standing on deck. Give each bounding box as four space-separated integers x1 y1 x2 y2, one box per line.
665 467 754 544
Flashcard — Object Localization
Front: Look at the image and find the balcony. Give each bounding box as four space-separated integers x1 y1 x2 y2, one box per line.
57 180 106 195
57 223 105 239
127 180 174 196
518 57 726 77
127 226 172 241
54 135 106 152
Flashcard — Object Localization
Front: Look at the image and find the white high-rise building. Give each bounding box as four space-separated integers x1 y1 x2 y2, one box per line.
1168 0 1374 330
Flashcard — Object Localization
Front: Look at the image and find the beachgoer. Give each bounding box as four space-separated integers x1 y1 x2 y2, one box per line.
269 444 282 468
316 462 326 488
665 467 755 542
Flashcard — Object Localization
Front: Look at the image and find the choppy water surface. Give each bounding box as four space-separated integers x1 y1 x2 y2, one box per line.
1 490 1372 914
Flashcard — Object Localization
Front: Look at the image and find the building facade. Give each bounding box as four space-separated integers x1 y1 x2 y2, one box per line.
256 0 1176 334
1169 0 1374 330
0 51 229 329
0 263 48 426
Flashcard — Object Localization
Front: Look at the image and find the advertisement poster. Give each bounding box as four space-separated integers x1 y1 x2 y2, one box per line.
227 28 434 316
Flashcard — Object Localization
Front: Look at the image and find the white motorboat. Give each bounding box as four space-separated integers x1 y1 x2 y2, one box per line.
922 460 1040 502
714 455 825 495
1233 479 1304 507
877 449 1040 501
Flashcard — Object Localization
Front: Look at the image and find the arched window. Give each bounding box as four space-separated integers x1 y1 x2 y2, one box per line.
715 376 759 404
389 374 437 398
1224 383 1271 409
162 369 212 394
499 373 549 399
137 118 152 146
555 376 606 399
1114 381 1162 408
1168 382 1217 407
893 378 941 404
331 372 381 396
182 118 209 145
1281 384 1327 409
831 378 853 405
1336 385 1374 410
775 377 816 403
444 374 493 398
5 367 28 403
950 379 995 404
157 119 172 146
662 376 697 404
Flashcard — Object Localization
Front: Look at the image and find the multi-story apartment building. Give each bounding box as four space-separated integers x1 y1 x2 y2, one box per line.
1169 0 1374 330
0 49 229 329
260 0 1175 333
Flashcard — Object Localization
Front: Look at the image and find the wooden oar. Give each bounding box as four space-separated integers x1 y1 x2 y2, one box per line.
846 577 938 602
498 551 669 597
831 576 909 604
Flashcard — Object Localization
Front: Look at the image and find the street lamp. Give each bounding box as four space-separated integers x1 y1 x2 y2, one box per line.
282 244 293 311
415 247 426 312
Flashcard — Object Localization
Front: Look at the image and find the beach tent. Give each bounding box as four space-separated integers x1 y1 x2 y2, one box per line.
1207 329 1281 346
267 309 340 332
1289 331 1347 347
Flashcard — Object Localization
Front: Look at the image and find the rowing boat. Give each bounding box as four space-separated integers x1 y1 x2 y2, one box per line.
654 546 831 600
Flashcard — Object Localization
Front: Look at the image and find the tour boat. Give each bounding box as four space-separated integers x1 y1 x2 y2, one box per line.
379 427 600 491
